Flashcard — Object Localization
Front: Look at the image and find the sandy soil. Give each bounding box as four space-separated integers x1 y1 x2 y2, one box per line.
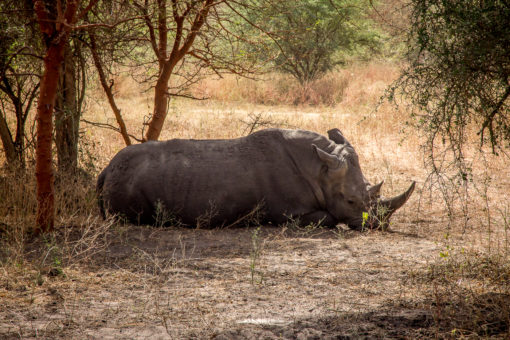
0 219 450 339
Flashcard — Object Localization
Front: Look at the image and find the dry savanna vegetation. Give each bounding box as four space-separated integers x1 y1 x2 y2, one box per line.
1 62 509 339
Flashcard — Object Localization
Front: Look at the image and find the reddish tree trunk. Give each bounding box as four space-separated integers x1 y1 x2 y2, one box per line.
33 0 87 233
143 0 214 141
35 44 66 233
145 64 174 141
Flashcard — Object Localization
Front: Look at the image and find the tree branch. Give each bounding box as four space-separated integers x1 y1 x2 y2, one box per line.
81 119 143 143
134 0 160 59
166 91 209 100
77 0 100 22
89 31 132 146
175 0 214 62
478 83 510 151
157 0 168 62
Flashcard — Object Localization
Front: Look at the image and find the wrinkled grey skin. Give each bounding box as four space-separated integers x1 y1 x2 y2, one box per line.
97 128 414 229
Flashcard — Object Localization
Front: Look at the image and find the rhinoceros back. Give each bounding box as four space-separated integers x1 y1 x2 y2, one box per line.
99 130 317 226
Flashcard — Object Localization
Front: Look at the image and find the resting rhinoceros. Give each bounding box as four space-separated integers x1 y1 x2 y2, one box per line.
97 128 414 229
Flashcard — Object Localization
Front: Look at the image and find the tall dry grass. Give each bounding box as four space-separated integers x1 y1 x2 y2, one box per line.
191 71 349 106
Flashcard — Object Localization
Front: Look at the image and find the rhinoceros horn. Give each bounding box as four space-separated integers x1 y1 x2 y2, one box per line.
368 181 384 199
378 181 416 216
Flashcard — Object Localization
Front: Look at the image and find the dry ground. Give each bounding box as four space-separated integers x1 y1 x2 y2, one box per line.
1 63 509 338
1 224 441 339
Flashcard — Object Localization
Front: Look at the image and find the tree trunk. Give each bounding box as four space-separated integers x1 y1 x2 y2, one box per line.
35 43 65 233
144 63 174 141
0 114 17 166
55 42 80 174
33 0 88 233
14 110 26 168
0 80 28 168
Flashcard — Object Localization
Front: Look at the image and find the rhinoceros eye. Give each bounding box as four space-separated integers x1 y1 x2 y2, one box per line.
347 200 355 205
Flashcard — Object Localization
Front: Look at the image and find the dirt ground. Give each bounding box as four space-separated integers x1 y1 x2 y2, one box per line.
0 216 451 339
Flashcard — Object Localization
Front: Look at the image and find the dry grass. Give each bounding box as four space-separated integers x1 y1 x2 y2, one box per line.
191 71 350 106
1 61 509 338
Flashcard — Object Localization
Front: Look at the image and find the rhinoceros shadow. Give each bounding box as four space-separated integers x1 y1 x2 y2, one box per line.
95 224 353 267
23 220 422 274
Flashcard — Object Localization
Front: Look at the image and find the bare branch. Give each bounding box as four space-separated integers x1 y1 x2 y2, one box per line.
71 17 143 30
157 0 168 62
89 31 132 146
81 119 143 143
183 0 213 50
166 91 209 100
478 83 510 151
134 0 160 59
76 0 100 22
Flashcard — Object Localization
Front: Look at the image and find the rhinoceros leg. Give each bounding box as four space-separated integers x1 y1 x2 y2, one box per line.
299 211 337 227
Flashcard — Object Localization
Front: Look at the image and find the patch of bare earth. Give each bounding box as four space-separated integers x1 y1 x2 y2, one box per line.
0 220 447 339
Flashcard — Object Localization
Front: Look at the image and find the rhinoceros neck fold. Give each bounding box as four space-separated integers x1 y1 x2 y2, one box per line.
306 177 327 211
280 135 329 212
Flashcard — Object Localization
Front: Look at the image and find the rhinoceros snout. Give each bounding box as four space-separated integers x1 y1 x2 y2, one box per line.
347 181 416 231
346 216 384 231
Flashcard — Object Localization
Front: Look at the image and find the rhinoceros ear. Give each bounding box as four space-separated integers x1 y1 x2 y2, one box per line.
327 128 348 145
312 144 347 171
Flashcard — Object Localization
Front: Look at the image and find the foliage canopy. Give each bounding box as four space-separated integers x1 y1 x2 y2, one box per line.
238 0 381 84
391 0 510 154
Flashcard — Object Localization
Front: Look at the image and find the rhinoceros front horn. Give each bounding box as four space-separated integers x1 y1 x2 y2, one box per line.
378 181 416 216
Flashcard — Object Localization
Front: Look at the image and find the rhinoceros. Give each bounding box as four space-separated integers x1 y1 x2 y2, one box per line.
97 128 414 229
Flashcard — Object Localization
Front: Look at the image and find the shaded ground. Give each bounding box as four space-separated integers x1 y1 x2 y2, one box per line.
1 222 453 339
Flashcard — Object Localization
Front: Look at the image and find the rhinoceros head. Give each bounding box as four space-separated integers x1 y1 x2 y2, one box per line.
313 128 415 230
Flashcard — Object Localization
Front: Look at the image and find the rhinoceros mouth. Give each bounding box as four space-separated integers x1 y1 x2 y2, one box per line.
346 218 364 230
346 215 382 230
